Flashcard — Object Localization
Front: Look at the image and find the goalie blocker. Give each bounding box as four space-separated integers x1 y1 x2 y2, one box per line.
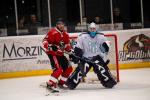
65 55 117 89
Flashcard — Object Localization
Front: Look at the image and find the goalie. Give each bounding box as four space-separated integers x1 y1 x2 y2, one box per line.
66 22 117 89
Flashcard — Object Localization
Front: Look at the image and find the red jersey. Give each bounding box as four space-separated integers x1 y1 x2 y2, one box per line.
43 27 71 56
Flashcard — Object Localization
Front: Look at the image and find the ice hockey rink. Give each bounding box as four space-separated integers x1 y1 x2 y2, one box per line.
0 68 150 100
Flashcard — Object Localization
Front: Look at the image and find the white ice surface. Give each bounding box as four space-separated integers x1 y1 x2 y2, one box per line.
0 68 150 100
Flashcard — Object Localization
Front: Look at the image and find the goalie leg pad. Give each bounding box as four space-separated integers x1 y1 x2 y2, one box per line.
65 66 82 89
92 55 117 88
66 62 92 89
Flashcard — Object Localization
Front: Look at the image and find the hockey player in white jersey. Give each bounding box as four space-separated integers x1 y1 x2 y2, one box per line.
66 22 117 89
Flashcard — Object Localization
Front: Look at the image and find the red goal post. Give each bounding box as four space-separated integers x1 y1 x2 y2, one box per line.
104 34 119 82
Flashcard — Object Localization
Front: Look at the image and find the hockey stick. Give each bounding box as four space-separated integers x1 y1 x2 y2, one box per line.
65 52 110 68
65 52 110 78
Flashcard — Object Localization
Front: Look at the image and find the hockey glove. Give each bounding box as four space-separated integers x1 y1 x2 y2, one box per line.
99 41 110 53
64 44 72 52
69 54 79 64
48 44 58 51
43 41 49 50
69 47 83 64
43 41 58 51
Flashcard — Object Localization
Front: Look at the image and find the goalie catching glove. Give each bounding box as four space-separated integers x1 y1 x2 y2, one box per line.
69 47 83 64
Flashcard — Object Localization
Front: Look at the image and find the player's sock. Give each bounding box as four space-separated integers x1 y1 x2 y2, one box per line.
58 67 73 87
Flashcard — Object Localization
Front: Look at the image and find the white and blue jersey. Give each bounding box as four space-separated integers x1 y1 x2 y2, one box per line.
75 33 108 60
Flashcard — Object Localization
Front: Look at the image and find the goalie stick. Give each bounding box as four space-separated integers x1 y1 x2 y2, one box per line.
65 51 109 65
65 52 110 75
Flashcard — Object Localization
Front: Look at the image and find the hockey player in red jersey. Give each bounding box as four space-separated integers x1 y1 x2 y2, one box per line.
43 19 73 92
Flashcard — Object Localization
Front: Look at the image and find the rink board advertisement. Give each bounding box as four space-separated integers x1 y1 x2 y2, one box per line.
113 29 150 69
0 29 150 78
0 35 51 78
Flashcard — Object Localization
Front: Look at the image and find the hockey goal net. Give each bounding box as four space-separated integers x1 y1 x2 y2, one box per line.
69 33 119 83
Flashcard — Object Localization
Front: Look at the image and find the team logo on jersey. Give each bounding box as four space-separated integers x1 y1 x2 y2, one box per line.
88 41 99 53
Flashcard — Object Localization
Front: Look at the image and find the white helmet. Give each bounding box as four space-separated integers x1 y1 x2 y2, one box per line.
89 22 96 28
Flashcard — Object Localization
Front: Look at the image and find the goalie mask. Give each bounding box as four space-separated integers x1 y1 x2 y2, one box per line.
88 22 97 38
